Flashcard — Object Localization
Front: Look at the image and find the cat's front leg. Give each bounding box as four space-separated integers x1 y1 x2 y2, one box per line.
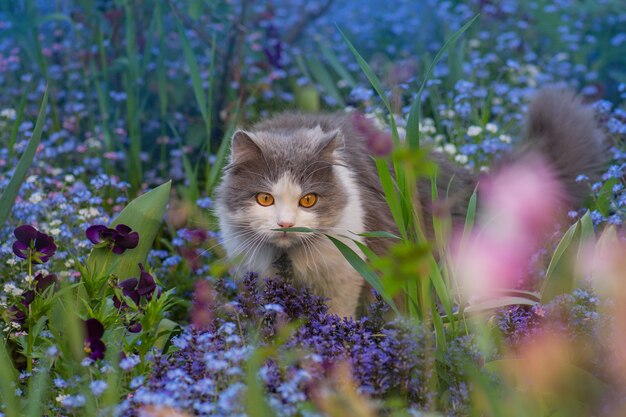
325 267 365 318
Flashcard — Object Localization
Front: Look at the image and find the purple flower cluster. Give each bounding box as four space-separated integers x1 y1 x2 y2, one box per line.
120 273 480 416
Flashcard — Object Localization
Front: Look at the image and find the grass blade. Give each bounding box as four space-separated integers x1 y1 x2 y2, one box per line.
325 235 400 315
0 87 48 228
405 14 479 149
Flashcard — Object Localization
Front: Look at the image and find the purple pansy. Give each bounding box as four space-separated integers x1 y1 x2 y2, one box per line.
113 264 158 309
84 318 106 361
86 224 139 254
12 225 57 263
9 273 59 324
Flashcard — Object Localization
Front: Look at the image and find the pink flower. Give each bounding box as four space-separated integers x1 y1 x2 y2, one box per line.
452 155 566 301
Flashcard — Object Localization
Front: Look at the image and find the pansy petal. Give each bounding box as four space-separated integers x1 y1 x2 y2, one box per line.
34 231 55 251
86 225 107 244
35 273 58 292
115 224 132 234
88 338 106 361
14 225 38 245
119 278 138 291
85 318 104 339
12 241 28 259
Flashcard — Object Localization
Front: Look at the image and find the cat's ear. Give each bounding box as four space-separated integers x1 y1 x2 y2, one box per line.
230 130 262 164
316 129 344 160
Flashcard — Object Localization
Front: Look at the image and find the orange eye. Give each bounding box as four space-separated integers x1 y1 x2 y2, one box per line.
255 193 274 207
299 193 317 208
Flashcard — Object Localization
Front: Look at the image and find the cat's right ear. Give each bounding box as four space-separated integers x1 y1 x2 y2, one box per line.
229 130 262 165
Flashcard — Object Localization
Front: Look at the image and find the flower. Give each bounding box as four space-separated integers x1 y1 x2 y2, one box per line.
113 264 158 309
351 113 393 157
84 318 106 361
9 273 58 324
12 225 57 263
86 224 139 254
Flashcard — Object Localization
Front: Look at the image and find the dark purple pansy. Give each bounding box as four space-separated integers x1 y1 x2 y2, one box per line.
128 322 143 333
112 224 140 254
34 272 58 293
137 264 156 298
113 264 159 309
86 224 139 254
9 273 59 324
12 225 57 264
84 318 106 361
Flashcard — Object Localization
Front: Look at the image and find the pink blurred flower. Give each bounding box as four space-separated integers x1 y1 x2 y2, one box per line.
452 155 566 301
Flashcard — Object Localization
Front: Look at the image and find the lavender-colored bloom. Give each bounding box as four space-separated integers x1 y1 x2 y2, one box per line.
12 225 57 263
89 380 108 396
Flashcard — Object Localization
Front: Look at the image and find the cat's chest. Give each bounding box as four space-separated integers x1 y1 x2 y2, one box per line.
287 236 365 295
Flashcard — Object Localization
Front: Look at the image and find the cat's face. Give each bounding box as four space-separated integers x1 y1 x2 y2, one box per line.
217 128 348 250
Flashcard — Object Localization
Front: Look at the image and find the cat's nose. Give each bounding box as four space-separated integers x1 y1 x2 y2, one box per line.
277 220 294 228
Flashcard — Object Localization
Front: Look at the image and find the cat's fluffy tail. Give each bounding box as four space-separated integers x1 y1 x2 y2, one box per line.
519 88 607 205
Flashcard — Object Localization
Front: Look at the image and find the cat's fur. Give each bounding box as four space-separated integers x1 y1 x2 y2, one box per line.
215 88 606 317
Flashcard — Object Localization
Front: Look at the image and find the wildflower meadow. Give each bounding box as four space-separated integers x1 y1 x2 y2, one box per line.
1 0 626 416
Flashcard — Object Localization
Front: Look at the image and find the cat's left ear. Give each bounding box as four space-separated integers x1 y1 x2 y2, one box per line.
316 129 344 160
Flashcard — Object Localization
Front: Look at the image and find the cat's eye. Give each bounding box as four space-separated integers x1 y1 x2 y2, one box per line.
255 192 274 207
299 193 317 208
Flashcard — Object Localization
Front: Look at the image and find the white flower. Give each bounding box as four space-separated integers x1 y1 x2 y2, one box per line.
64 175 75 183
6 258 17 266
1 108 16 119
26 175 38 184
499 134 512 144
467 126 483 137
434 134 445 143
3 283 22 296
440 109 455 119
485 123 498 133
29 192 43 204
50 228 61 236
455 154 469 164
443 144 457 155
469 38 481 48
56 394 70 403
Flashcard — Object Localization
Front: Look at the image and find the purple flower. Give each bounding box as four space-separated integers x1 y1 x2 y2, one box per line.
84 318 106 361
9 273 59 324
113 264 158 309
12 225 57 263
86 224 139 254
351 113 393 157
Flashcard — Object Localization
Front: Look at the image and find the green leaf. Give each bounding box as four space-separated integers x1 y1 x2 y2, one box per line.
354 230 400 239
86 181 171 280
325 235 400 315
0 339 19 417
24 357 51 417
541 220 581 303
0 87 48 228
153 318 179 351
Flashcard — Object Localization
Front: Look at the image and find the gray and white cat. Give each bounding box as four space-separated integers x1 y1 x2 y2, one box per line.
215 88 606 317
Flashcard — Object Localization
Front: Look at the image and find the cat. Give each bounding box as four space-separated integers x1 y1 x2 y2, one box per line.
214 88 606 318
